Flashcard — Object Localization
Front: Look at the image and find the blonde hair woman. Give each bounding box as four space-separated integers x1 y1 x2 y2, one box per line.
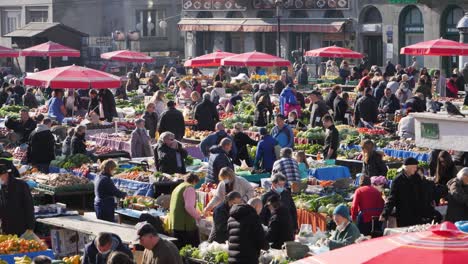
94 159 127 222
203 167 254 214
151 91 166 120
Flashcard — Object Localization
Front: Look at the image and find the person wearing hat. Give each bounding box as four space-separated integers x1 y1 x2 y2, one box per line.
0 164 35 235
82 232 133 264
136 222 182 264
380 157 431 227
157 101 185 141
271 114 294 149
308 90 330 128
130 119 153 158
327 204 360 250
254 128 276 172
354 87 378 128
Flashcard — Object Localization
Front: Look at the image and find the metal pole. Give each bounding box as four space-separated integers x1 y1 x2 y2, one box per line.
276 6 281 57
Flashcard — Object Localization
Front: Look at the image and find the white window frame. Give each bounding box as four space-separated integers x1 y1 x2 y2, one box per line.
2 8 22 35
27 7 49 23
136 9 167 38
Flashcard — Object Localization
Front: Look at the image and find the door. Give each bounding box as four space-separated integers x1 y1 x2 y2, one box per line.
405 34 424 67
364 35 383 66
230 33 244 54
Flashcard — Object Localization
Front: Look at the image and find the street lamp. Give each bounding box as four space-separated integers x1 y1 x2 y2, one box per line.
275 0 284 57
457 12 468 69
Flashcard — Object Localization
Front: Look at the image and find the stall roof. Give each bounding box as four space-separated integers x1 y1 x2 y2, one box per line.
5 22 88 38
178 18 347 33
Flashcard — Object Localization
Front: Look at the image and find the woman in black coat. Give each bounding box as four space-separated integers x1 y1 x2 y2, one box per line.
154 132 187 174
445 168 468 222
87 89 100 116
0 165 35 235
265 195 295 249
254 95 272 127
143 103 158 139
361 140 388 177
99 89 118 122
232 124 257 167
71 125 88 155
194 94 219 131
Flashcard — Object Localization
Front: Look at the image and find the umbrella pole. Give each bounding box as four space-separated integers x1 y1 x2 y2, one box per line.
49 57 52 69
14 57 22 74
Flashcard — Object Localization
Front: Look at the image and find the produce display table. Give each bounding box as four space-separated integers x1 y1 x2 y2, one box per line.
382 148 430 162
88 173 153 197
115 208 166 224
86 128 115 138
185 144 205 160
92 151 131 162
89 134 130 153
296 209 327 233
0 250 55 264
307 166 351 181
37 213 176 244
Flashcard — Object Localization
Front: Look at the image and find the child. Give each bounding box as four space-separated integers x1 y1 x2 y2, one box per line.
295 151 309 178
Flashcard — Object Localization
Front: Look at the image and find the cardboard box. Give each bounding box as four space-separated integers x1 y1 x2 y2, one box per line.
50 229 88 257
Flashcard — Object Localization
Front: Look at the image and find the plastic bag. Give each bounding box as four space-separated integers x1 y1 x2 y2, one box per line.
20 230 42 242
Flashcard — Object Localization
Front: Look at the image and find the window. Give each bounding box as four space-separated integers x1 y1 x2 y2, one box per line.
136 10 166 38
27 7 49 23
324 10 344 18
445 7 464 34
404 7 422 25
2 8 21 35
362 7 382 24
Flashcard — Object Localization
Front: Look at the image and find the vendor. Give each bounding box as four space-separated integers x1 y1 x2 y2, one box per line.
88 89 100 117
46 89 66 123
62 128 75 156
168 173 202 248
232 123 257 167
254 128 276 173
361 140 388 177
286 111 305 130
71 125 88 155
130 119 153 158
208 191 242 244
154 132 187 174
328 205 360 250
322 115 339 160
397 114 415 139
27 118 55 173
265 194 295 249
351 176 384 236
136 222 182 264
204 167 254 214
82 232 133 264
0 164 35 235
94 159 127 222
4 108 37 144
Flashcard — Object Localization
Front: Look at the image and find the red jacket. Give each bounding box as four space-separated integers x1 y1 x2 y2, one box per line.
351 186 385 223
446 79 459 98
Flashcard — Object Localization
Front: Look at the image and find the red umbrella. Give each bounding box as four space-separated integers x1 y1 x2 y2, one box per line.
292 222 468 264
21 41 80 68
305 46 364 59
185 50 237 67
0 45 19 58
221 51 291 67
24 65 121 89
400 38 468 56
100 49 154 63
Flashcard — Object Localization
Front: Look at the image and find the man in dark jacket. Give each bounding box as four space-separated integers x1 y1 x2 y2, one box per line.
5 109 36 144
0 164 35 236
207 138 234 184
22 88 39 109
379 88 400 115
323 115 339 160
82 232 133 264
0 145 20 178
333 92 349 125
405 93 426 113
354 87 378 127
200 123 237 159
381 158 434 227
228 203 268 264
98 89 118 122
208 191 242 244
27 118 55 173
325 85 341 110
154 132 187 174
309 90 330 127
71 125 88 155
194 93 219 131
158 101 185 141
296 64 309 87
384 60 396 77
143 103 158 139
260 173 297 231
265 194 295 249
253 84 271 105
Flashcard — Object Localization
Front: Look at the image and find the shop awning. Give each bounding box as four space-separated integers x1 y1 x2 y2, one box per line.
178 18 347 33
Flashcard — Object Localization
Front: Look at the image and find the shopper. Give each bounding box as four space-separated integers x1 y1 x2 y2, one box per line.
296 64 309 88
142 103 158 139
279 83 298 116
82 232 133 264
271 114 294 149
379 88 400 115
71 125 88 155
47 89 66 123
208 191 242 244
434 151 458 186
150 91 166 121
254 95 272 127
286 111 305 130
204 167 254 214
168 173 202 248
130 119 153 158
328 205 360 250
94 159 127 222
351 176 384 236
206 138 235 184
106 252 134 264
272 148 301 186
308 90 330 128
4 109 36 144
333 92 350 125
445 168 468 222
22 88 39 109
265 194 295 249
137 223 182 264
88 89 100 117
194 92 219 131
0 164 35 235
62 128 75 156
158 101 185 140
232 123 257 167
200 122 237 159
295 151 309 179
154 132 187 174
27 118 55 173
361 140 388 177
254 128 276 172
99 89 118 122
354 87 378 127
325 85 341 110
323 115 339 160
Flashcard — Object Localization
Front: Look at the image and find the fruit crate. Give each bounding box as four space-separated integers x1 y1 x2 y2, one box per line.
35 183 94 195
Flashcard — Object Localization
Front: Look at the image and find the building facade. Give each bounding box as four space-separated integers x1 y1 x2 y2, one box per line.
0 0 184 70
179 0 468 72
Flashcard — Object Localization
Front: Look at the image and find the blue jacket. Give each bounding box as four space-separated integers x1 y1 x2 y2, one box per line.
254 135 276 172
207 146 234 184
94 174 126 206
279 86 297 115
271 125 294 148
200 130 237 158
82 234 133 264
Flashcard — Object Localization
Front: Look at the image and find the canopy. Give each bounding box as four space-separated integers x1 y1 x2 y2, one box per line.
20 41 80 57
24 65 121 89
100 50 154 63
292 222 468 264
221 51 291 67
400 38 468 56
184 50 236 67
0 46 19 58
305 46 364 58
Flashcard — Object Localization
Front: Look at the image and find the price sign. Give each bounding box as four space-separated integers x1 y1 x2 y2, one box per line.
421 123 439 140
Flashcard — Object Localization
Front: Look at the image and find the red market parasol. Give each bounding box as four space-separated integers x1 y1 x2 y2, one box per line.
24 65 121 89
292 222 468 264
100 49 154 63
221 51 291 67
184 50 237 67
305 46 364 58
21 41 80 68
400 38 468 56
0 45 19 57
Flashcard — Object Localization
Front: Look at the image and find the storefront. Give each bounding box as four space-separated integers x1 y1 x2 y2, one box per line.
441 5 465 75
398 5 424 68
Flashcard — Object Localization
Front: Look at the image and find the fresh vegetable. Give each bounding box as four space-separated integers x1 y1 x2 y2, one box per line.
387 168 398 180
185 155 194 166
50 154 92 170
